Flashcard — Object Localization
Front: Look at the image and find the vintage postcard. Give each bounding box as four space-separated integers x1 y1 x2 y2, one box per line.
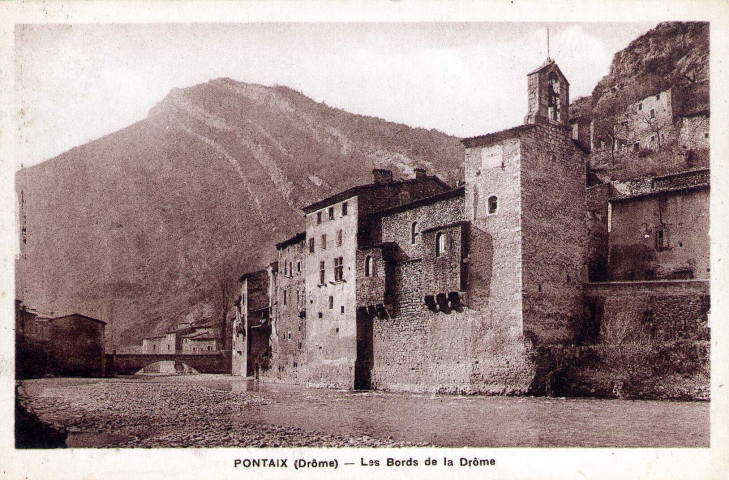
1 1 727 479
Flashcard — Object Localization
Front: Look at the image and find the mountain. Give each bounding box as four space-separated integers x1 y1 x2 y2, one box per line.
15 79 463 348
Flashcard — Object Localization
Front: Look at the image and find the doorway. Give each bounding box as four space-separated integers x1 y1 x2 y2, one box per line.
354 313 373 390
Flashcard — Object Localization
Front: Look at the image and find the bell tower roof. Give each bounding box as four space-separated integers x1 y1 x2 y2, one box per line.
525 59 570 126
527 58 570 85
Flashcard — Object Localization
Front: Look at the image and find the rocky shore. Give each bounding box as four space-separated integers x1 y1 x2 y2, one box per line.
18 378 423 448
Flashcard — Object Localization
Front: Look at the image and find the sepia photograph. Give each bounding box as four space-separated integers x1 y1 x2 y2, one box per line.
2 2 727 479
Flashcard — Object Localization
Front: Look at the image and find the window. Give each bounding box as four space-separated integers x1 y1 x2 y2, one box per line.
329 296 334 309
650 108 655 119
655 226 669 251
638 103 642 111
547 71 560 121
297 261 301 273
337 229 343 247
153 345 156 351
342 202 348 216
328 207 335 220
704 132 709 139
309 237 315 253
288 261 293 276
341 305 345 314
317 211 322 224
334 257 344 282
488 195 498 215
288 331 292 340
321 234 327 250
365 255 374 277
319 261 325 285
283 289 287 306
633 142 640 152
318 312 323 319
651 135 655 142
435 232 446 257
656 93 661 100
411 222 419 244
168 344 170 351
207 346 212 351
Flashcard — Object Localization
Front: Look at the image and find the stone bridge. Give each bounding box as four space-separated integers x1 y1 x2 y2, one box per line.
106 352 232 375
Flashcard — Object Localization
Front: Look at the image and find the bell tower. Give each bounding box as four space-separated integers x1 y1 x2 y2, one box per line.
524 59 570 126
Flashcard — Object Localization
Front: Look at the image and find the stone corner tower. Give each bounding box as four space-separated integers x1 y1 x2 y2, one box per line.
524 58 570 126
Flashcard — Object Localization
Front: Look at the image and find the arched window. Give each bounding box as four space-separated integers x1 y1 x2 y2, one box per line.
488 195 498 215
411 222 419 244
547 71 560 121
365 255 374 277
435 232 446 257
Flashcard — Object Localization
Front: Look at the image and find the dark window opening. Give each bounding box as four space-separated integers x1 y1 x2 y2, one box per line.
334 257 344 282
633 142 640 152
411 222 419 244
328 207 335 220
341 305 345 314
655 226 669 251
650 108 655 118
283 289 287 306
547 71 560 121
319 261 325 285
342 202 348 216
329 296 334 309
337 229 343 246
321 234 327 250
318 312 323 319
335 328 339 333
297 261 301 273
309 238 315 253
638 103 642 111
538 283 542 293
488 195 498 215
317 211 322 224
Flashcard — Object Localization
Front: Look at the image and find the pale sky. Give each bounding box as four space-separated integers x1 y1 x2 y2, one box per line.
15 22 655 169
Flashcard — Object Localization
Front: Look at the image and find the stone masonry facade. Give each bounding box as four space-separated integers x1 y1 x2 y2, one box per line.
233 59 710 396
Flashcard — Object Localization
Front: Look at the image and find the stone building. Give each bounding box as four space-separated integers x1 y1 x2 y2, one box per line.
142 323 218 354
15 302 107 378
48 314 107 377
233 58 710 396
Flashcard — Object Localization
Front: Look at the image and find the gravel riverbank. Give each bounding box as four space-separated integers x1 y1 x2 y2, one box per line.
19 378 423 448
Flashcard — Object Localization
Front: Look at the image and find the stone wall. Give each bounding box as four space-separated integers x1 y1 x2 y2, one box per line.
584 280 710 342
678 113 710 151
305 196 358 389
608 186 709 280
365 171 535 394
520 122 588 345
586 183 610 281
265 238 307 384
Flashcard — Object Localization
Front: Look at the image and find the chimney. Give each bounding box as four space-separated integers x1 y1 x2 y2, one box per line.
414 167 426 180
372 168 393 184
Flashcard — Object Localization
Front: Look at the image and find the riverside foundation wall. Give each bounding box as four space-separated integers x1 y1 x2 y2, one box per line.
530 279 710 399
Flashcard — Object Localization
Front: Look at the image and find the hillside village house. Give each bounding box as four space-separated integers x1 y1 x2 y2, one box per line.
233 59 710 394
